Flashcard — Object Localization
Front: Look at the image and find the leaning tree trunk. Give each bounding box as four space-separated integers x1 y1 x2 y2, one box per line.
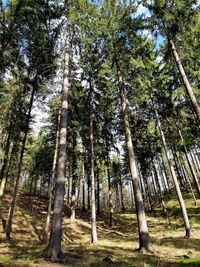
5 86 36 239
152 99 191 237
44 21 71 261
177 129 200 198
44 112 60 243
89 83 98 243
176 149 197 206
116 60 152 252
153 160 170 225
169 39 200 124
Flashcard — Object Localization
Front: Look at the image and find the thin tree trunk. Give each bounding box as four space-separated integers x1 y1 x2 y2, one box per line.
70 130 77 221
44 21 71 260
96 167 101 216
152 99 191 237
89 83 98 243
178 129 200 197
189 150 200 175
87 174 91 210
106 150 113 227
177 149 197 205
44 112 60 242
169 39 200 124
153 160 170 225
5 87 36 239
82 160 86 212
116 60 152 252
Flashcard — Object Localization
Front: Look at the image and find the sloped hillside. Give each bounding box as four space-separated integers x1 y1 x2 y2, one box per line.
0 192 200 267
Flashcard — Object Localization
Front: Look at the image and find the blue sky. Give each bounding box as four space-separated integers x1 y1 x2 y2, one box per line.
2 0 8 6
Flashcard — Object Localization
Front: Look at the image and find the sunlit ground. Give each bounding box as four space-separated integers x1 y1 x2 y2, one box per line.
0 191 200 266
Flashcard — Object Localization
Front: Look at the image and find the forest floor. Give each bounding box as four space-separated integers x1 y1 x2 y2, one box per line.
0 191 200 267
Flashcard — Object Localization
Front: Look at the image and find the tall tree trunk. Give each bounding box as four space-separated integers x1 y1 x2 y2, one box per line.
87 174 91 210
96 167 101 216
82 160 86 212
70 130 77 221
115 60 152 252
169 39 200 124
5 86 36 239
106 148 113 227
44 21 71 260
44 112 60 242
89 83 98 243
152 100 191 237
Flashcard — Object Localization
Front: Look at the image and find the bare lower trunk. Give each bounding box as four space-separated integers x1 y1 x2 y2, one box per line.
70 130 77 221
96 168 101 216
44 113 60 242
106 153 113 227
89 84 98 243
169 39 200 124
82 160 86 211
44 22 71 261
116 62 152 252
153 101 191 237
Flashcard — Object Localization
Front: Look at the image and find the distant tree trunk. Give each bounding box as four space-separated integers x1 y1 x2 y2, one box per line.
115 183 120 208
44 112 60 242
89 82 98 243
82 160 86 212
5 86 36 239
117 156 126 211
96 167 101 216
177 150 197 205
177 129 200 198
169 39 200 124
87 174 91 210
172 148 185 188
115 60 152 252
153 160 170 225
44 21 71 260
70 130 77 221
189 150 200 175
157 158 168 193
67 166 71 205
106 149 113 227
0 125 12 197
152 100 191 237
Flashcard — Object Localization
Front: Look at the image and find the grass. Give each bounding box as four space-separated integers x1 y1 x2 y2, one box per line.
0 191 200 266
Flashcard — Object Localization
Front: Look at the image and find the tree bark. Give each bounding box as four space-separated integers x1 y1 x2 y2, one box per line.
89 83 98 243
169 39 200 124
44 112 60 242
70 129 77 221
152 100 191 237
44 21 71 260
116 61 152 252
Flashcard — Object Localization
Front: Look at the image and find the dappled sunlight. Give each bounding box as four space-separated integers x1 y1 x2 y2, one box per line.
0 192 200 266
